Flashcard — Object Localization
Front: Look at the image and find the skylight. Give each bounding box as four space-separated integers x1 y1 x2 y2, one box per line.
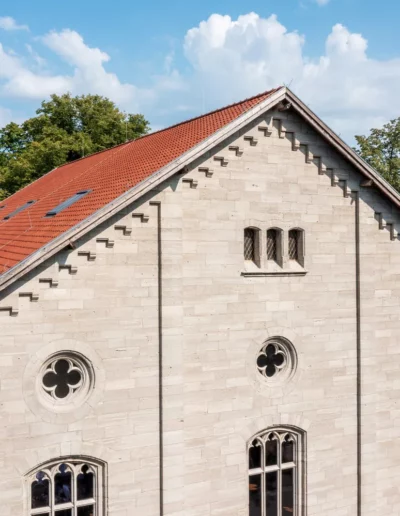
45 190 91 217
3 200 35 220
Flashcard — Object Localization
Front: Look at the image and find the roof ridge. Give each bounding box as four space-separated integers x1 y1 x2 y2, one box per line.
134 87 282 142
51 87 282 170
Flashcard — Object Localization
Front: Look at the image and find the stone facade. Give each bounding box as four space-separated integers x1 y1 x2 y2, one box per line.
0 106 399 516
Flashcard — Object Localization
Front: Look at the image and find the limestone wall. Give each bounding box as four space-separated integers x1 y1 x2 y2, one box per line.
0 107 399 515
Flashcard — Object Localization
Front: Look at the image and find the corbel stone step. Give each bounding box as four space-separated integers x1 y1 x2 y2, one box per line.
0 306 18 316
38 278 59 288
228 145 243 157
243 135 258 146
330 173 351 197
96 238 114 248
77 250 96 261
132 213 149 223
360 179 374 188
59 264 78 275
182 178 198 189
258 122 273 136
198 166 213 177
19 292 39 302
374 212 398 240
214 155 229 167
291 135 301 151
114 224 132 236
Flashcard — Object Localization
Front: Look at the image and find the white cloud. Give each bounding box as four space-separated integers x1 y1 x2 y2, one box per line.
0 16 28 31
0 29 140 106
0 13 399 143
42 29 136 104
315 0 330 5
0 42 73 98
183 13 400 142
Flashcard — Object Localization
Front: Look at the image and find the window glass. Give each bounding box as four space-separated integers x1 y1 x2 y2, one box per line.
248 428 304 516
244 228 255 261
265 472 278 516
249 474 262 516
29 459 102 516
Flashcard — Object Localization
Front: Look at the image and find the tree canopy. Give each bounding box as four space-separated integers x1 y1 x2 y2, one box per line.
0 93 150 199
355 118 400 192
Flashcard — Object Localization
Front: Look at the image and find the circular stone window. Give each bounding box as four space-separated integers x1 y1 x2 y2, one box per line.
38 352 94 410
256 337 297 384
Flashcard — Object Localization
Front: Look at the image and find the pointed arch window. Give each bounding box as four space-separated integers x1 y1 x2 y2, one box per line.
248 427 305 516
28 457 106 516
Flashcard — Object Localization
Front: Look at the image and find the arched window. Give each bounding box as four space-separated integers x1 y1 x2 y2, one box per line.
248 427 305 516
244 227 260 267
28 457 106 516
266 228 283 266
288 229 304 266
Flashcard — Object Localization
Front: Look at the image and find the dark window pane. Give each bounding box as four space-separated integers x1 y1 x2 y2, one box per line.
31 473 49 509
265 471 278 516
282 437 294 463
55 383 70 398
288 230 299 261
36 514 50 516
244 228 255 261
282 468 294 516
55 465 72 505
77 505 95 516
267 229 277 261
77 465 94 500
54 510 72 516
265 436 278 466
249 474 262 516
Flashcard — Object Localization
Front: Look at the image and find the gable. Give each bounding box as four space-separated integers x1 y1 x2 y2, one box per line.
0 86 399 293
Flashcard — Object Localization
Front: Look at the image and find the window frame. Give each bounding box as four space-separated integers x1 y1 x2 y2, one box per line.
244 227 261 268
27 456 107 516
45 190 91 218
288 228 305 267
266 228 283 267
248 426 306 516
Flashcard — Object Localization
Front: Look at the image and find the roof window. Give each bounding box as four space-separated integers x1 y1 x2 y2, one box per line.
3 200 35 220
45 190 91 217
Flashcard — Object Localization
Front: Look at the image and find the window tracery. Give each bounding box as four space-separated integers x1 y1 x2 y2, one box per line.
28 458 105 516
249 428 305 516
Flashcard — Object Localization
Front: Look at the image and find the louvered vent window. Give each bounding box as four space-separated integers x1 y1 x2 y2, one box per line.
267 229 278 262
244 228 256 262
288 230 299 261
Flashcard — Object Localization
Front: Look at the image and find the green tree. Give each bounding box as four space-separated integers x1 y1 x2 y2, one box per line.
0 93 150 199
355 118 400 191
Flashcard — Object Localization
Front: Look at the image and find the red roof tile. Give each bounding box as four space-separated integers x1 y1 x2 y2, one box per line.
0 88 280 273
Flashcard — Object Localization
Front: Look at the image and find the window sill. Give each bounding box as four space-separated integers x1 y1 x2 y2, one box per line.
241 270 308 277
241 261 307 277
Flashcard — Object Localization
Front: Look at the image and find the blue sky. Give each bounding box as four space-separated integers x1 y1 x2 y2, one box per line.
1 0 400 143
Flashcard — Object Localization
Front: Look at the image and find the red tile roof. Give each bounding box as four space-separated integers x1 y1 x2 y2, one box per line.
0 88 280 273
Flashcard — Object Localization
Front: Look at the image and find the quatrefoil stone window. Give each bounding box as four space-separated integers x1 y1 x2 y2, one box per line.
39 352 94 408
256 337 297 384
42 358 83 399
257 343 286 378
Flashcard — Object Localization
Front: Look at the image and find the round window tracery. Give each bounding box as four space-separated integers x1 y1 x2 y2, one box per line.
256 337 297 384
38 351 94 410
42 358 83 400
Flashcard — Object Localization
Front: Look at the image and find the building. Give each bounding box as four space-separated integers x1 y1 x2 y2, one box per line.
0 86 398 516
